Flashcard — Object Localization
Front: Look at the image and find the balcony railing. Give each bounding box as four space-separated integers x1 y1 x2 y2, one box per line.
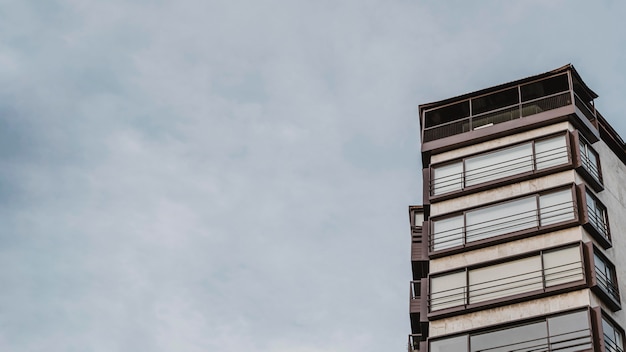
575 92 597 125
430 200 576 251
605 333 625 352
407 334 422 352
430 143 568 196
429 260 584 311
595 265 620 303
474 328 592 352
580 152 601 184
587 207 610 242
423 91 573 142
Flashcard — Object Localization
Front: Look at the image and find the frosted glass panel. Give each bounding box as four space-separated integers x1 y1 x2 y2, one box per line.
465 143 532 186
536 135 568 170
548 311 592 352
465 196 537 242
432 162 463 195
543 246 583 287
431 335 468 352
539 189 575 226
432 215 464 251
431 271 466 311
471 321 547 352
469 256 542 304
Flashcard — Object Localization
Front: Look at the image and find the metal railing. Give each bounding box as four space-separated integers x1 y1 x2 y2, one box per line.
407 334 422 352
580 151 601 183
430 144 569 195
595 266 621 302
587 205 610 241
475 327 592 352
605 333 625 352
429 260 584 311
574 92 597 124
423 91 572 142
430 200 576 251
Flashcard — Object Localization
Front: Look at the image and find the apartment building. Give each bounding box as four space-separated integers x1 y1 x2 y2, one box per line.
408 64 626 352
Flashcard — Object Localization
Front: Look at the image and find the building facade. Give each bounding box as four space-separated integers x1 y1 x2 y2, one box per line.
408 65 626 352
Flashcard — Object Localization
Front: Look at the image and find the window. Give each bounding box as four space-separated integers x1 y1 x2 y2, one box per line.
593 249 621 308
585 190 610 244
603 316 625 352
431 134 570 196
429 245 584 312
579 135 602 185
430 187 576 252
429 309 592 352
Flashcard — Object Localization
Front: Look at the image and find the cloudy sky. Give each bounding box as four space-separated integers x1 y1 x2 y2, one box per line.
1 1 626 351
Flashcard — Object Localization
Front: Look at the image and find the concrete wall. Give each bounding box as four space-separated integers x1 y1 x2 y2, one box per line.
429 290 591 337
431 122 573 164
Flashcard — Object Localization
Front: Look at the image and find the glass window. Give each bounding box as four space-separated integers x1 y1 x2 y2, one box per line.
430 271 466 311
430 310 593 352
431 188 576 252
535 135 569 170
595 252 620 302
430 134 571 197
432 162 463 195
471 321 547 352
603 317 624 352
432 215 464 251
465 196 537 243
465 143 533 187
539 189 575 226
425 100 470 128
586 191 609 241
548 310 592 352
430 335 468 352
579 137 601 184
520 74 570 102
469 256 542 304
471 87 519 115
543 246 583 287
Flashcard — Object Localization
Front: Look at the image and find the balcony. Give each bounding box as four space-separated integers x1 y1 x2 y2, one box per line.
420 70 600 153
423 91 572 143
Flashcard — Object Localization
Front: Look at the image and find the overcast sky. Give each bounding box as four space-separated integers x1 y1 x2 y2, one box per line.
1 1 626 351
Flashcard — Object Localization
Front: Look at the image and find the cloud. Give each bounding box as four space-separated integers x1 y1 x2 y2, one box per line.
1 0 625 351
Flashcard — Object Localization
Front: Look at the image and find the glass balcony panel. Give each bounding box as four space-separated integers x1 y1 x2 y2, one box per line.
432 216 464 251
547 310 593 352
465 196 537 243
465 143 533 187
471 321 547 352
539 189 575 226
430 335 467 352
535 135 569 170
468 256 542 304
430 271 466 311
543 246 583 287
432 162 463 195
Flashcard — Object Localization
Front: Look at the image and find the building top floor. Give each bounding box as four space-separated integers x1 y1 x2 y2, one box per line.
418 64 626 168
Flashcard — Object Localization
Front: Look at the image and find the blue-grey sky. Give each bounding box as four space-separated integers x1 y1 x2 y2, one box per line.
1 1 625 351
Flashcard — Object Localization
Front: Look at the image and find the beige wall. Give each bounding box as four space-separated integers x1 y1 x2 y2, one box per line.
431 122 573 164
430 170 577 217
430 227 585 274
587 140 626 327
429 290 591 337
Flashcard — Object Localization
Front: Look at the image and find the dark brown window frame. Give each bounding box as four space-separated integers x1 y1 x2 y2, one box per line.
428 184 580 258
592 307 626 352
427 242 588 319
586 243 621 311
574 130 604 192
428 307 595 352
578 184 612 249
427 131 574 202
